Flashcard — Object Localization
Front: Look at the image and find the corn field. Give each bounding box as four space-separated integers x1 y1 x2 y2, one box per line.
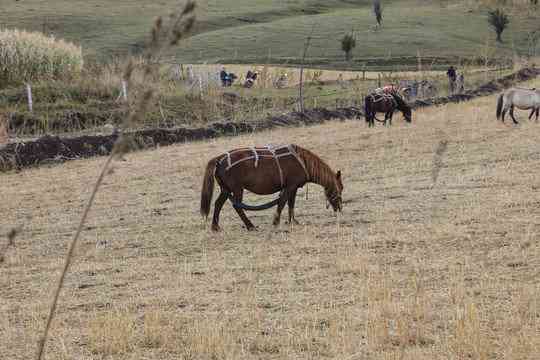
0 29 83 84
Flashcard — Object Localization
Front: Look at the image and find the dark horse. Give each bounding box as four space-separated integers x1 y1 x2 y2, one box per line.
200 144 343 231
364 92 412 127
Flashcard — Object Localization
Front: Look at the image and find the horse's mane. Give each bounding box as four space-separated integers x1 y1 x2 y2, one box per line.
293 145 336 189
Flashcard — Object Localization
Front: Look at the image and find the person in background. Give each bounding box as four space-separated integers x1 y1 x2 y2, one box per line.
244 70 258 88
447 66 457 94
456 73 465 93
220 67 229 87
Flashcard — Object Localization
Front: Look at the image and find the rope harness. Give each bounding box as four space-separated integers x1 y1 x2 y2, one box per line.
220 144 309 186
216 144 310 211
370 92 398 108
368 91 400 123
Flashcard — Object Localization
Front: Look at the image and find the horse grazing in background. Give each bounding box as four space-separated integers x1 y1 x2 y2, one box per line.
200 144 343 231
496 87 540 124
364 90 412 127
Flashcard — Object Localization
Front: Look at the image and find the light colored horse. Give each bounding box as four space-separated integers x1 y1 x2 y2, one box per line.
496 87 540 124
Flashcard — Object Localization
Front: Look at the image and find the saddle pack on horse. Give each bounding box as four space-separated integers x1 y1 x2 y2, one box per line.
220 144 309 189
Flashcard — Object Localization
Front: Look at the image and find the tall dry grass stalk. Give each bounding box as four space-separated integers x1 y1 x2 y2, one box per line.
34 2 196 359
0 114 8 146
0 29 83 84
0 226 20 264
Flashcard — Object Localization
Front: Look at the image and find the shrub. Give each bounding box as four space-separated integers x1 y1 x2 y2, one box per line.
341 33 356 61
0 28 83 84
487 9 510 43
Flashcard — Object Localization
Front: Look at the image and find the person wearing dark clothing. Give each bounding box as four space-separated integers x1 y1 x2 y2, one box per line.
220 69 230 87
447 66 457 94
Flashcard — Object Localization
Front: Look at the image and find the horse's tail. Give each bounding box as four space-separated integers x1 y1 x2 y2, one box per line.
364 96 371 121
200 156 219 218
496 93 504 120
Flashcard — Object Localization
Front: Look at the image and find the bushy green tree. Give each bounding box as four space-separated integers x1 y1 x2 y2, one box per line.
488 8 510 43
341 33 356 61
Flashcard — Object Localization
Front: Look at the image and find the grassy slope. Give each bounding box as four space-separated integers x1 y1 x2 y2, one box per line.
1 0 539 67
1 78 540 359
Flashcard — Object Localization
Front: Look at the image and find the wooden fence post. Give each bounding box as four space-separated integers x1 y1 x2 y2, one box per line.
26 84 33 113
121 80 128 102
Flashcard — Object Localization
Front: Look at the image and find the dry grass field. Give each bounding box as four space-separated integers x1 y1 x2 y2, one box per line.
1 78 540 359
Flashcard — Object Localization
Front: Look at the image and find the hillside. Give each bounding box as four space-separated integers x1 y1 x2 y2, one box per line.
1 0 539 68
1 77 540 359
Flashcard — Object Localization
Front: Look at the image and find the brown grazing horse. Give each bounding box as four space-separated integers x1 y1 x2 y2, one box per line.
200 144 343 231
364 92 412 127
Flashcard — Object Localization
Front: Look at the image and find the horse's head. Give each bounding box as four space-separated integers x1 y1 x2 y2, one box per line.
393 94 412 123
325 170 343 212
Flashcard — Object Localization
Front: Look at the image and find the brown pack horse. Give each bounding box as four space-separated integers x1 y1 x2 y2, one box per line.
364 91 412 127
200 144 343 231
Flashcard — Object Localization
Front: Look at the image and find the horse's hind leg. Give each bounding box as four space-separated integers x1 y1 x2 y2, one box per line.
536 108 539 122
232 190 256 231
211 190 229 232
287 188 300 225
509 105 519 124
528 108 535 120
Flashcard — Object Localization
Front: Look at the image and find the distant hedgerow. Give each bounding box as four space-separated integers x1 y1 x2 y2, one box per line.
0 29 83 84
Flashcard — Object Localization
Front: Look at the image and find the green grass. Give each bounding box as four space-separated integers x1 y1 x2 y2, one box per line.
1 0 539 68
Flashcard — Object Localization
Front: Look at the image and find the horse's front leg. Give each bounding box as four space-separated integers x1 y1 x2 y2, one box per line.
231 189 256 231
287 188 300 225
273 189 289 227
509 105 519 125
385 111 393 126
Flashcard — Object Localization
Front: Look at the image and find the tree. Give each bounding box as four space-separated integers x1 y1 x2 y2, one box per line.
341 33 356 61
488 8 509 43
373 0 383 27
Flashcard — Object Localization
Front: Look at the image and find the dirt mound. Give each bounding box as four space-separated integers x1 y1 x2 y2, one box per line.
1 67 539 172
0 107 361 171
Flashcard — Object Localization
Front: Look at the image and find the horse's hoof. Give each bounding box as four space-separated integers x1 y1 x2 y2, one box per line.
246 225 257 231
211 224 221 232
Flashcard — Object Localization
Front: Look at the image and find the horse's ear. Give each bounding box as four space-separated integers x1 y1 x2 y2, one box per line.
336 170 342 179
